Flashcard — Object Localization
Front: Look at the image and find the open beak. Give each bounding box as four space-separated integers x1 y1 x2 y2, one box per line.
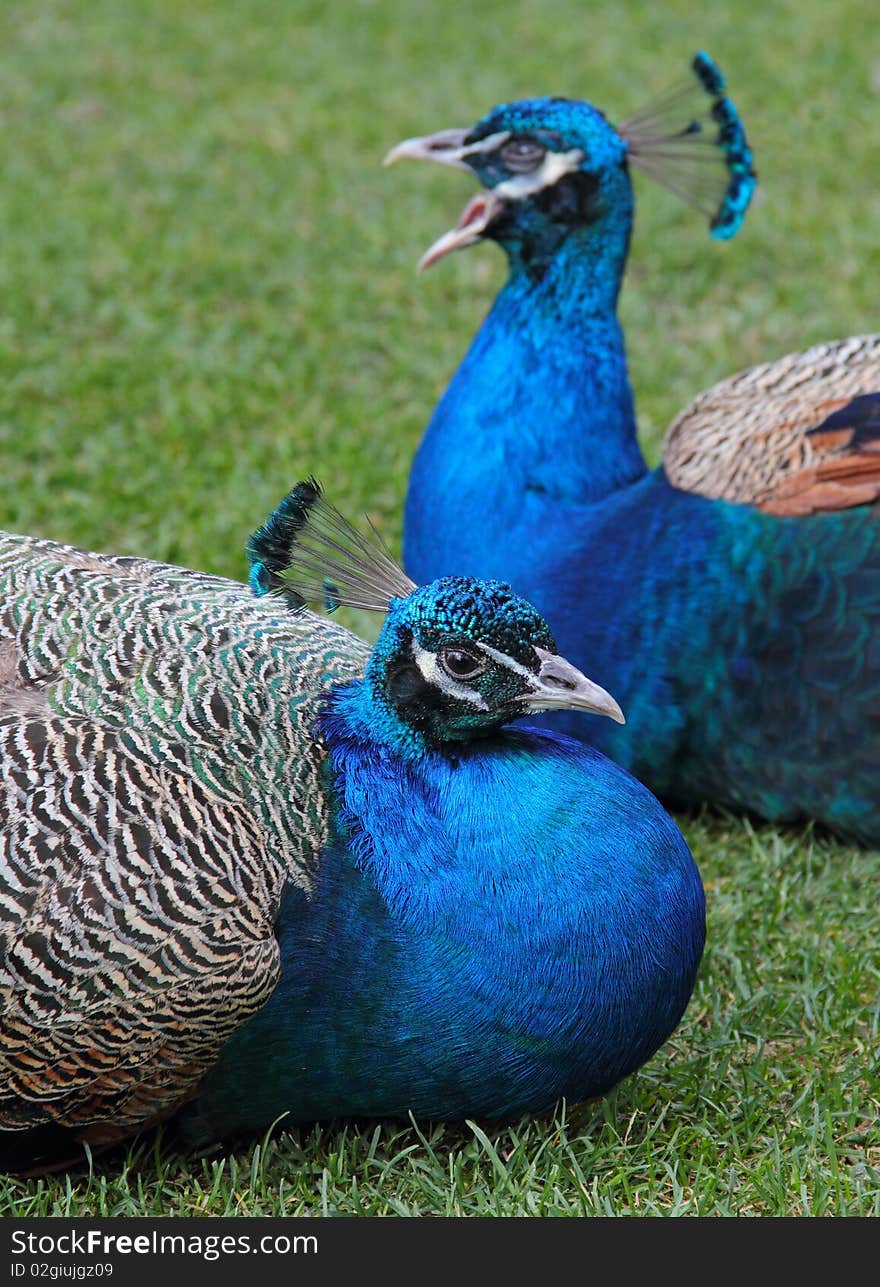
415 192 504 271
384 128 503 271
523 647 625 724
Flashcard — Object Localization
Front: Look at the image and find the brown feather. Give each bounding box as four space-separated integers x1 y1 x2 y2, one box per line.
663 334 880 516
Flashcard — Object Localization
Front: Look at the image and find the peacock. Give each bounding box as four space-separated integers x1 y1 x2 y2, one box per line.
386 53 880 847
0 482 705 1174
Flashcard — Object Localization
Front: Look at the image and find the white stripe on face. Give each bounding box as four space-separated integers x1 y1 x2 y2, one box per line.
473 640 535 680
411 642 489 710
493 148 585 200
459 130 511 158
460 134 585 201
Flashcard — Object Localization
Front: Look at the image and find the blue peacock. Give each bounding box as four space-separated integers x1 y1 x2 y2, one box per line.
387 52 880 846
0 482 705 1173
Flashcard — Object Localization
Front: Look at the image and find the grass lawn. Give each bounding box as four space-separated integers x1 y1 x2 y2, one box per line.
0 0 878 1217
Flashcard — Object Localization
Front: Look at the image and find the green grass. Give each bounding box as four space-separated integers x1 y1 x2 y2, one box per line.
0 0 878 1217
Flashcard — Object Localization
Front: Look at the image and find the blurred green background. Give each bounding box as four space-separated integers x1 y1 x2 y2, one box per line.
1 0 877 579
0 0 877 1217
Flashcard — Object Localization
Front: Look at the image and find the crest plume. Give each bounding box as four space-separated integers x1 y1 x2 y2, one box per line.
247 478 417 613
618 50 756 239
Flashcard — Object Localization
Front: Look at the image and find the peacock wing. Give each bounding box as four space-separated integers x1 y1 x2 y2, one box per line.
0 531 368 1158
0 709 284 1145
662 333 880 516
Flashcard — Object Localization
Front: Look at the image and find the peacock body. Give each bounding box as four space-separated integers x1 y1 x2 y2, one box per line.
0 486 705 1172
389 56 880 846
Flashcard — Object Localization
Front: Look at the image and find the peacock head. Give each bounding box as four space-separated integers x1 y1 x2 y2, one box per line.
366 575 622 745
384 51 755 273
247 480 624 749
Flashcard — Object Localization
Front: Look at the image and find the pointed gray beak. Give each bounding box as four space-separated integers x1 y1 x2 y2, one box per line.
523 647 626 723
383 128 472 170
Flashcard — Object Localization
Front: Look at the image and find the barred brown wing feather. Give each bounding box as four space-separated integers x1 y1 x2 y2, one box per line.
0 528 370 1145
0 711 283 1137
662 334 880 515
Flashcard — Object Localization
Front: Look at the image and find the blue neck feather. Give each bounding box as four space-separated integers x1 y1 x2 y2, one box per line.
404 187 645 580
482 225 645 498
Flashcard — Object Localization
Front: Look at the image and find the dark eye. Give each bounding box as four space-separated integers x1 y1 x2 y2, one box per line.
438 647 486 681
499 137 546 173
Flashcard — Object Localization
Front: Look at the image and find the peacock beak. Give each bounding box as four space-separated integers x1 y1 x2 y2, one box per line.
384 129 504 271
523 648 626 724
415 192 504 271
383 128 473 170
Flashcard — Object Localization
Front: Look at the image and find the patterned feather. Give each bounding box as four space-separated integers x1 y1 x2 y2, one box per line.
0 532 366 1150
662 334 880 514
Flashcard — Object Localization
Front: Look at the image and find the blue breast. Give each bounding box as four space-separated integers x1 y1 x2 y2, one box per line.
180 723 704 1145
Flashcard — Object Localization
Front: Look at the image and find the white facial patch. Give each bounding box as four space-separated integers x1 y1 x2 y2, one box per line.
458 133 585 202
411 642 489 710
473 640 534 681
494 148 585 201
459 130 511 158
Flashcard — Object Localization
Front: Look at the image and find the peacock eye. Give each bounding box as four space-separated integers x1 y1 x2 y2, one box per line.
499 137 546 173
438 646 487 682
